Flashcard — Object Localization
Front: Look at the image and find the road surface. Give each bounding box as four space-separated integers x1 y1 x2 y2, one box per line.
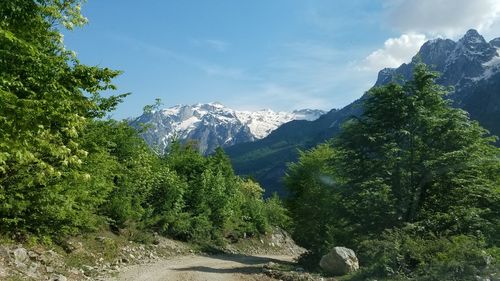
107 254 294 281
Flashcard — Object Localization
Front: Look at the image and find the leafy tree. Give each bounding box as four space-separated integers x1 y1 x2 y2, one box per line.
263 193 291 230
0 0 125 236
80 120 158 229
286 63 500 277
333 63 500 241
144 164 187 237
162 142 288 244
285 143 346 269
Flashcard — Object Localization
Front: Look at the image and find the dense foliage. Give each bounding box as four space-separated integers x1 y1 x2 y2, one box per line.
286 64 500 279
0 0 288 245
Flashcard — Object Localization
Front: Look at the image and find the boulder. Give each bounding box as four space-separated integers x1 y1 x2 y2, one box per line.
319 246 359 276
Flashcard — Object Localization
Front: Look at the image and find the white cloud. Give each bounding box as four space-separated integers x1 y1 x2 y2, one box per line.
360 33 427 71
385 0 500 38
360 0 500 73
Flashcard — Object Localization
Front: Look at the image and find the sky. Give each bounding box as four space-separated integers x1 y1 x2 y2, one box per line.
64 0 500 119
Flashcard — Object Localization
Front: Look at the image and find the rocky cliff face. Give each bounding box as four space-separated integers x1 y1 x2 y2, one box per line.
376 29 500 138
130 102 325 155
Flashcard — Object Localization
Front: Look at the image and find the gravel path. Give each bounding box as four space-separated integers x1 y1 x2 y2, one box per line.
106 254 294 281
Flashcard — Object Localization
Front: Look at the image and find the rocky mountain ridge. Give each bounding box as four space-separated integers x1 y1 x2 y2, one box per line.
130 102 325 154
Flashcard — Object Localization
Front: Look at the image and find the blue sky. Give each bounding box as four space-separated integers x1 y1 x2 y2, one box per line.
64 0 500 119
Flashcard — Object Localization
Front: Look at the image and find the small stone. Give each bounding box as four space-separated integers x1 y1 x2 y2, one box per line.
96 236 106 242
12 247 29 267
295 267 305 272
46 265 54 273
68 268 80 275
263 262 276 269
26 262 40 277
50 273 67 281
28 250 38 259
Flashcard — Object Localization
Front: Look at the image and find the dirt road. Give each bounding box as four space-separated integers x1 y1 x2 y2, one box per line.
107 254 294 281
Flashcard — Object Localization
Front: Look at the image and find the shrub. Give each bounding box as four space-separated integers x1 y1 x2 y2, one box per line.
352 227 497 281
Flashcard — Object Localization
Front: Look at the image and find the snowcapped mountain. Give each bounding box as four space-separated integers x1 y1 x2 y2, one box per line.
130 102 325 154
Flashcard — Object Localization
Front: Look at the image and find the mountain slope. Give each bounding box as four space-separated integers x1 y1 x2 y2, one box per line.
130 103 325 155
377 29 500 138
227 29 500 197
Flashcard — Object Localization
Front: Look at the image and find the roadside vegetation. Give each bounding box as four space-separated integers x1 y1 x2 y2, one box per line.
285 64 500 280
0 0 288 249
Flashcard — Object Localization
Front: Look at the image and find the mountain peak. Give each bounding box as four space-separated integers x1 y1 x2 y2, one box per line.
490 38 500 48
375 29 499 87
460 29 486 45
452 29 497 66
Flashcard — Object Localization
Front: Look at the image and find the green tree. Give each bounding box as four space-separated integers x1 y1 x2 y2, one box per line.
286 63 500 276
333 64 500 241
0 0 126 236
80 120 158 229
284 143 346 268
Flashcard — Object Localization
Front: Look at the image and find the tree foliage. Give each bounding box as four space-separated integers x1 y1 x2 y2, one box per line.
286 64 500 278
0 0 125 236
0 0 289 246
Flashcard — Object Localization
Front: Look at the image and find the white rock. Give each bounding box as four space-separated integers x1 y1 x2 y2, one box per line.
12 247 29 267
319 246 359 276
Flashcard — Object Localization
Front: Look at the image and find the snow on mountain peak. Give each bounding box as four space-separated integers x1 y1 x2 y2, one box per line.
130 103 326 154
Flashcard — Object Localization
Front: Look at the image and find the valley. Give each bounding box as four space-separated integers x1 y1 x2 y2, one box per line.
1 1 500 281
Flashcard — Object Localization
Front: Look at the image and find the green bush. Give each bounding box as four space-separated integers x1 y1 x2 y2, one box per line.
351 227 497 280
264 193 292 230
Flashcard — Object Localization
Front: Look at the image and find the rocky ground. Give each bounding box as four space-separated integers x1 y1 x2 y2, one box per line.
0 228 325 281
0 232 192 280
